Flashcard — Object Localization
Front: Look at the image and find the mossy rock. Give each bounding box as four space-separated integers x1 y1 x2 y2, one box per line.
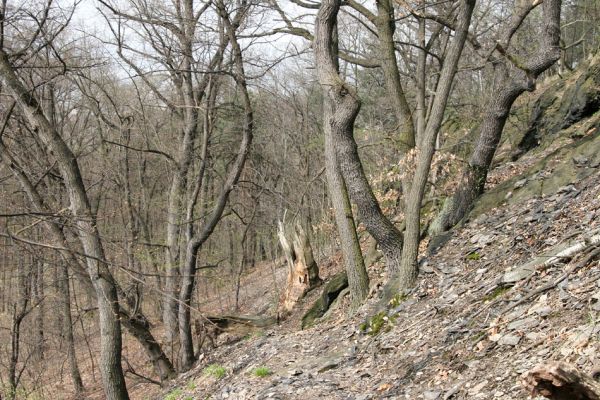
301 271 348 329
471 120 600 219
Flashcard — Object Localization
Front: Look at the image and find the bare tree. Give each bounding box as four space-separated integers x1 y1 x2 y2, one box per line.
315 0 371 308
396 0 476 291
0 48 130 400
431 0 562 234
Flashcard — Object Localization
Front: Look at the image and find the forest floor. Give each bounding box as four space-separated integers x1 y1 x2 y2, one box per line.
38 61 599 400
118 102 600 399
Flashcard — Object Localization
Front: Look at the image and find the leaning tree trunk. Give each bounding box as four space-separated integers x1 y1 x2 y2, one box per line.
0 51 130 400
315 0 370 309
278 221 322 314
396 0 476 292
430 0 562 234
0 138 175 383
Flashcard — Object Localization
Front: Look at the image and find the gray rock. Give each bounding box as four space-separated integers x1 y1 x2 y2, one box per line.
572 155 589 166
507 317 539 331
424 390 442 400
317 356 343 373
557 184 577 193
531 305 553 317
514 179 528 189
428 232 454 255
499 334 521 346
503 264 535 283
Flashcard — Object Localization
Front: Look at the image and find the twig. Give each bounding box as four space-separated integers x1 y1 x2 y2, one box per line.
123 356 162 386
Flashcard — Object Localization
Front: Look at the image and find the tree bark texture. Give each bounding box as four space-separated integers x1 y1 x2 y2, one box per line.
315 0 371 309
0 50 130 399
431 0 562 234
397 0 476 291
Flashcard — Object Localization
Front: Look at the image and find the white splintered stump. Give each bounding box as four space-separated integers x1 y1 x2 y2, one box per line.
278 221 321 315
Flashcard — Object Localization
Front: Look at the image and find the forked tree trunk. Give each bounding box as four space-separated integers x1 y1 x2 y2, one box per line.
397 0 475 292
177 1 253 371
278 221 321 314
315 0 370 309
317 0 406 277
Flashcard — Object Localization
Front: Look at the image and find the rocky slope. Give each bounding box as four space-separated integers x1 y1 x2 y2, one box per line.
135 60 600 400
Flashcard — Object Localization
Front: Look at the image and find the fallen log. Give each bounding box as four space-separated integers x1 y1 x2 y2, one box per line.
504 228 600 283
206 314 278 329
522 361 600 400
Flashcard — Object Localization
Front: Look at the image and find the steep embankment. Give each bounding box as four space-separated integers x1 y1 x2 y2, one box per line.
141 62 600 400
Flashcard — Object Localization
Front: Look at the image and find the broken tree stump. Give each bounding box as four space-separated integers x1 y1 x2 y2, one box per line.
278 220 321 315
194 314 278 352
522 361 600 400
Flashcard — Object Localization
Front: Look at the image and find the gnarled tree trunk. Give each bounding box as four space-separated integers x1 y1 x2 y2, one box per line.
315 0 370 309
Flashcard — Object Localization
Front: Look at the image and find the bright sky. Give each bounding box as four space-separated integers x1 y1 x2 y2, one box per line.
67 0 315 84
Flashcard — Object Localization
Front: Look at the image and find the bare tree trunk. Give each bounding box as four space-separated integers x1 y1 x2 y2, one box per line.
431 0 562 234
32 258 44 360
375 0 416 154
235 211 258 312
163 174 183 348
0 51 130 399
416 15 427 141
7 257 31 400
177 1 253 371
57 260 85 396
396 0 475 291
315 0 370 309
